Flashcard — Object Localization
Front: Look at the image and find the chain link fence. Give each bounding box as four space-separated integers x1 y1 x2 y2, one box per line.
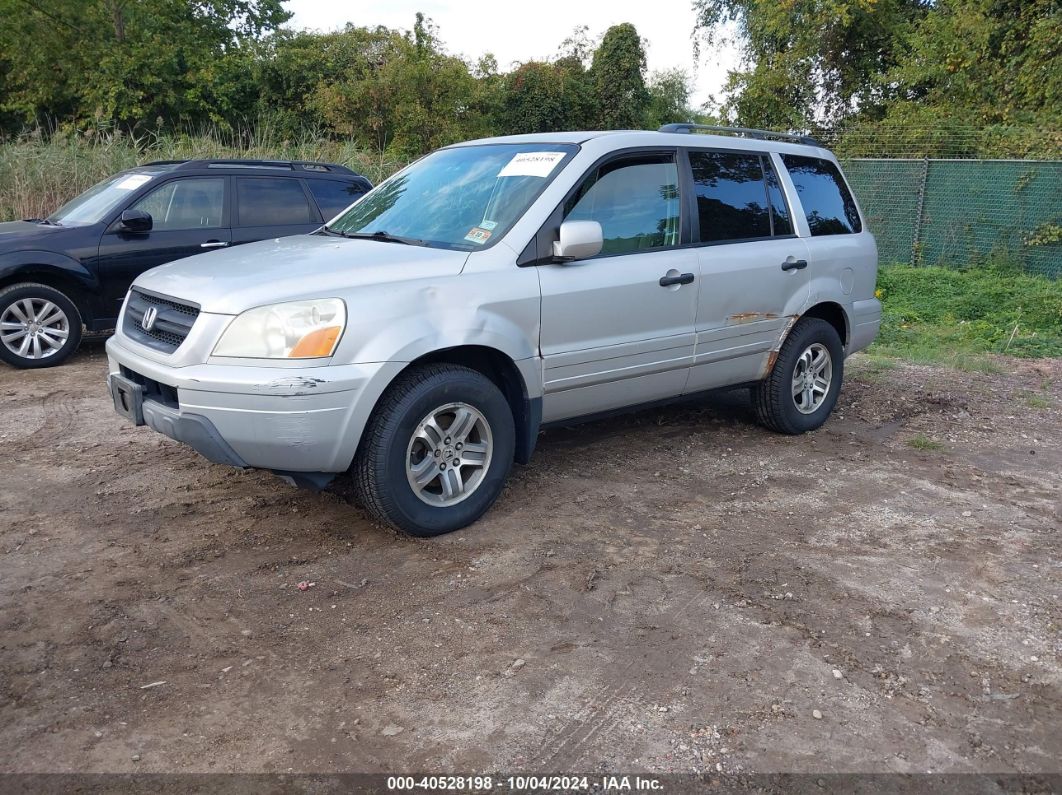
840 158 1062 277
809 126 1062 277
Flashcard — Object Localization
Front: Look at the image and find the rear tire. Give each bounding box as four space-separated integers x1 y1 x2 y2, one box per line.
0 283 83 369
753 317 844 434
352 364 515 537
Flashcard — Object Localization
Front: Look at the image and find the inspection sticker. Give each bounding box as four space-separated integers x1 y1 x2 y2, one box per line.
114 174 153 190
497 151 566 178
464 227 492 245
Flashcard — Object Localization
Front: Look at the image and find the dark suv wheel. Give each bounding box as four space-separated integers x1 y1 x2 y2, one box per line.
0 283 83 369
352 364 515 536
753 317 844 434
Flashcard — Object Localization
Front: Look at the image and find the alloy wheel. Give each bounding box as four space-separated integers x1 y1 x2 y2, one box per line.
405 402 494 506
0 298 71 360
791 342 833 414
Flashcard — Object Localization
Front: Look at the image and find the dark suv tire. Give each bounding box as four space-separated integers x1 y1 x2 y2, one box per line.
352 364 515 536
0 283 83 369
753 317 844 434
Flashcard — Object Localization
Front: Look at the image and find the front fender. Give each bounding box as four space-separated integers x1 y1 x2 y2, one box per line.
332 271 541 385
380 320 538 369
0 250 100 292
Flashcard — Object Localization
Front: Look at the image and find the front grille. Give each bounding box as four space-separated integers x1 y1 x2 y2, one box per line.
123 289 200 353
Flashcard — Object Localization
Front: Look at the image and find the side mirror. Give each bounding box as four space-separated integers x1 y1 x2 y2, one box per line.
552 220 603 262
119 209 152 233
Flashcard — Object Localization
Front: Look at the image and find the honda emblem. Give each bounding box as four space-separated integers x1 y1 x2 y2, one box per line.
141 305 158 332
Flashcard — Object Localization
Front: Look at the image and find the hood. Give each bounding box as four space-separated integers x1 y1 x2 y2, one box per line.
0 220 66 245
133 234 471 315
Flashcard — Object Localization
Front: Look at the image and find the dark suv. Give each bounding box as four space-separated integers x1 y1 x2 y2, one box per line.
0 159 372 368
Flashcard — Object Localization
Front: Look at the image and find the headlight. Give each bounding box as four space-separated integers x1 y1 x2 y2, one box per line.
213 299 346 359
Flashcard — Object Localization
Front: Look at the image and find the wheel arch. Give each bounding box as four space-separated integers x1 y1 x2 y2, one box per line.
403 345 541 465
345 344 541 473
762 301 850 380
0 253 100 323
800 301 850 348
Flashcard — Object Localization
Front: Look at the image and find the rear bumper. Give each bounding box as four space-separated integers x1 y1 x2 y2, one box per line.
848 298 882 355
106 335 399 473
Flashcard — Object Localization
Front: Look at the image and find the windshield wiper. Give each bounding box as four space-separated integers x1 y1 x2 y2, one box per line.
323 227 421 245
26 218 60 226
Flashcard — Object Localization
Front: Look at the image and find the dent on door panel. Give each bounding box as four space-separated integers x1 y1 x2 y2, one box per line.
687 238 811 392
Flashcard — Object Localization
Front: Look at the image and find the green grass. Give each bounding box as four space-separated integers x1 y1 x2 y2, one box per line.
907 434 945 451
871 263 1062 364
1020 389 1054 409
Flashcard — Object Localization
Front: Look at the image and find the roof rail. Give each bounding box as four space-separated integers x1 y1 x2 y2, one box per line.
154 159 360 176
659 123 821 147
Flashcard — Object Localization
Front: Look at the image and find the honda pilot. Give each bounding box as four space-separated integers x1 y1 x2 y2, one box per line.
106 126 881 536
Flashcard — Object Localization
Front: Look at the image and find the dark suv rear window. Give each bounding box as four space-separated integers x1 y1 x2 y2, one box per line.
780 155 861 235
236 177 315 227
308 179 368 219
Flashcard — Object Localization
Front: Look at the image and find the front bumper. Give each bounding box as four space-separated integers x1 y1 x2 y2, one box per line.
106 335 396 473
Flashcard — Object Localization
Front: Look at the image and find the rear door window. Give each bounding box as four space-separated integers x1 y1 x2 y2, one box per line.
689 151 773 242
307 179 367 220
780 155 861 235
236 177 317 227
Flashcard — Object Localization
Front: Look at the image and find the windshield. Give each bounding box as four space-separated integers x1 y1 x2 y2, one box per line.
48 171 160 226
327 143 577 250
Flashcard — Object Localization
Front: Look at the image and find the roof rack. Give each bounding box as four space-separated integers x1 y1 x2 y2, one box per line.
142 159 360 176
658 123 821 147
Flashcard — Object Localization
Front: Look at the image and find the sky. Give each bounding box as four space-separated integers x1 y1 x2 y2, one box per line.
283 0 742 109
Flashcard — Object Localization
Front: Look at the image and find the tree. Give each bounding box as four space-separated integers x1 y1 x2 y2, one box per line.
495 60 594 134
880 0 1061 128
645 69 696 129
0 0 290 132
556 25 596 68
692 0 929 128
310 19 490 157
258 25 402 136
590 23 649 129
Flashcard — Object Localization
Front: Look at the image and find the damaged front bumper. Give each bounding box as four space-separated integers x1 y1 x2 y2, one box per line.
105 335 387 476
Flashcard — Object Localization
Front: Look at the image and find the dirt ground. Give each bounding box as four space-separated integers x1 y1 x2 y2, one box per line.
0 339 1059 776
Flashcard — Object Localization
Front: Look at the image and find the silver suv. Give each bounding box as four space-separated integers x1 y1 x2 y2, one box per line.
106 125 881 536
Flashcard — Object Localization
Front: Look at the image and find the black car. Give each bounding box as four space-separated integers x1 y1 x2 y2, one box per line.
0 159 372 368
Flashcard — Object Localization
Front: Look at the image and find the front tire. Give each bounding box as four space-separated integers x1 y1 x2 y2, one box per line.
753 317 844 434
352 364 515 537
0 283 83 369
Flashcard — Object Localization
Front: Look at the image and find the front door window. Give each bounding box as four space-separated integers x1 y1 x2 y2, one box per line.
564 156 680 255
131 178 225 230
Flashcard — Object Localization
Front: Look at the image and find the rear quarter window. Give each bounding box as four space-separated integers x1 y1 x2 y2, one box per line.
781 155 862 236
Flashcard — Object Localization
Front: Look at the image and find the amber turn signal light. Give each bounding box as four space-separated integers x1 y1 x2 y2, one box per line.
288 326 341 358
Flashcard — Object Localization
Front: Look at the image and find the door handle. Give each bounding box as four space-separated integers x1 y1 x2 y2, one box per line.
659 272 695 287
201 241 228 248
781 259 808 271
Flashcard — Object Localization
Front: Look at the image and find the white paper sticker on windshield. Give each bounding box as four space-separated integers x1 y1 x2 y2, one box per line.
497 151 566 178
114 174 153 191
